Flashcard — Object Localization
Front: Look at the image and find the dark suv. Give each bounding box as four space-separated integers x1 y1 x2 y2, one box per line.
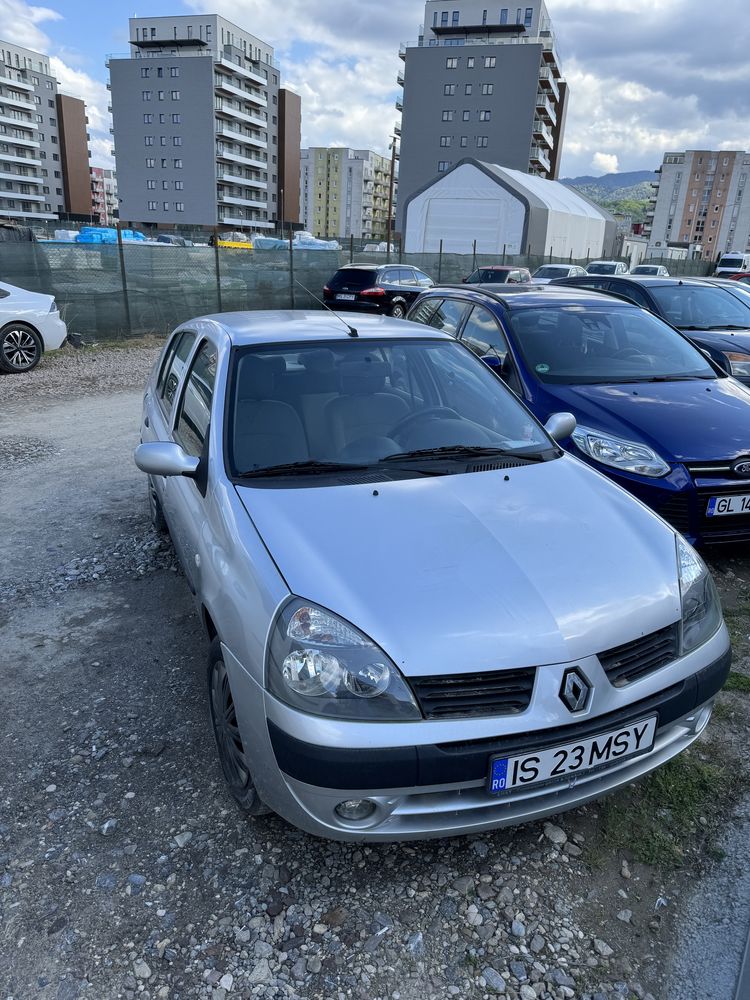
323 264 433 318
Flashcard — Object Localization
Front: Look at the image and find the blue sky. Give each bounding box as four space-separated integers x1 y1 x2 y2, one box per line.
3 0 750 178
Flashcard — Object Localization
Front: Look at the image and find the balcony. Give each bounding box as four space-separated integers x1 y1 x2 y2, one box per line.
215 100 267 129
0 171 43 184
219 215 275 228
217 172 267 190
0 207 57 219
397 70 404 87
216 57 268 87
395 96 403 112
538 67 560 101
214 77 268 107
540 36 562 77
216 145 267 169
0 92 34 109
215 126 267 150
0 114 37 131
0 74 34 92
218 193 268 209
530 145 551 173
399 43 406 60
0 189 45 202
535 92 557 125
2 134 40 149
532 118 553 147
0 152 42 167
394 123 401 137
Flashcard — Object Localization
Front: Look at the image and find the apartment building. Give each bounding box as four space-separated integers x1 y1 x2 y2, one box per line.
396 0 567 231
0 41 77 222
645 149 750 261
90 166 118 225
109 15 300 233
300 147 394 241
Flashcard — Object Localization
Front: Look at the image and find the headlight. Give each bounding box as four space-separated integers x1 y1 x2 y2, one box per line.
572 425 670 478
724 352 750 378
676 536 722 654
267 600 421 720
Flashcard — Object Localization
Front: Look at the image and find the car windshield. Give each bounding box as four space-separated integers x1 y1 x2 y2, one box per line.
534 266 570 278
718 258 743 269
586 263 617 274
470 269 510 283
507 305 717 384
633 266 658 274
648 284 750 329
227 338 552 477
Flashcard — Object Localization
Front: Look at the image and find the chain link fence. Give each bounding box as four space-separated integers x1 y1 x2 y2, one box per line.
0 237 716 341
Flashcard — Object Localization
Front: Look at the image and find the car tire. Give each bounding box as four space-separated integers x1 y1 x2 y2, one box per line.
390 302 406 319
207 637 270 816
0 323 43 374
148 477 169 534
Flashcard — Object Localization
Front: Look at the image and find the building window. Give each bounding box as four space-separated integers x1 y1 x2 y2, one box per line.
161 158 167 167
438 160 449 172
452 10 460 25
159 114 166 124
147 200 157 210
500 8 508 23
175 180 184 190
173 158 182 168
162 180 169 190
524 7 533 26
444 83 456 95
170 67 179 77
516 7 522 23
482 83 494 95
442 110 455 121
146 157 155 167
140 67 150 78
147 179 156 189
163 201 169 210
170 90 180 100
467 56 475 68
158 91 165 101
172 113 181 123
143 114 153 124
142 91 151 101
175 201 184 211
440 11 449 26
460 136 468 147
440 136 451 147
446 57 458 69
157 67 163 78
484 57 496 69
479 110 491 121
482 9 488 25
144 136 154 146
173 136 182 146
462 110 470 121
160 136 167 146
465 83 472 95
476 136 488 147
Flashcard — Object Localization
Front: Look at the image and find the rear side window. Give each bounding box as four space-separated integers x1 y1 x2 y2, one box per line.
428 299 469 336
409 297 442 325
157 330 196 414
380 269 401 284
461 305 511 363
612 282 650 308
175 340 218 457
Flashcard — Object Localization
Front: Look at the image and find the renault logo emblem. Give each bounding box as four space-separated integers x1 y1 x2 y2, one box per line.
560 668 591 713
733 459 750 478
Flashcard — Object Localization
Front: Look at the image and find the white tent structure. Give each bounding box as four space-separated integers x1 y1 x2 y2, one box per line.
402 159 616 258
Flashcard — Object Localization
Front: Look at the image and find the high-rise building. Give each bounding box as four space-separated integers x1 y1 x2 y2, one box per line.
90 166 118 226
109 15 299 233
645 150 750 261
395 1 567 231
300 147 394 241
0 40 91 222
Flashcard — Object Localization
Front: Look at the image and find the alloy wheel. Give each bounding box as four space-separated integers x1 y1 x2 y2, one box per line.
2 328 39 371
210 659 250 791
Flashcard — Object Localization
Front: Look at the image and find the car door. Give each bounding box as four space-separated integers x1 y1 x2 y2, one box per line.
164 338 218 593
459 304 523 395
379 268 401 307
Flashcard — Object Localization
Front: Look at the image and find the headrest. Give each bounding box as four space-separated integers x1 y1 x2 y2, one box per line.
266 355 287 376
340 356 389 395
238 356 275 400
302 349 336 374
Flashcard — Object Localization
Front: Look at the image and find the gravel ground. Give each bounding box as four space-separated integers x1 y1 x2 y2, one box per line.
1 344 749 1000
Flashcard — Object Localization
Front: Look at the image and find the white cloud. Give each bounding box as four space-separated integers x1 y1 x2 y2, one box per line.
592 152 618 174
0 0 61 51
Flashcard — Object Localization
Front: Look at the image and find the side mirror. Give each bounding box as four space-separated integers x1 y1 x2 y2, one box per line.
544 412 576 442
481 355 503 371
462 277 468 283
134 441 200 478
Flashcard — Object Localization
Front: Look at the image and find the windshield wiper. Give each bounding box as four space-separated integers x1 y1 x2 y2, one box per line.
381 445 551 463
606 374 714 383
704 324 750 331
237 460 373 479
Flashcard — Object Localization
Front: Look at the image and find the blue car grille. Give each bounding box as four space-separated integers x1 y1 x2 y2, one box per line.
410 668 536 719
599 622 680 687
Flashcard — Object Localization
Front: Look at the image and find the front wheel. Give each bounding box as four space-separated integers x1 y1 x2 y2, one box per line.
390 302 406 319
148 478 168 534
0 323 43 374
207 638 270 816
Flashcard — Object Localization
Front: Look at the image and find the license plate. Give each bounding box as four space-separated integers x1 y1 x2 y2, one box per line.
336 293 356 301
706 494 750 517
488 715 657 794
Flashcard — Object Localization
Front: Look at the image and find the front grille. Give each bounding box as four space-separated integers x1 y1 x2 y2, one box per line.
411 667 536 719
599 622 680 686
658 495 691 533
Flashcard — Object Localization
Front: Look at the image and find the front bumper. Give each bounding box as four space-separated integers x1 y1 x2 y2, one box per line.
225 630 731 841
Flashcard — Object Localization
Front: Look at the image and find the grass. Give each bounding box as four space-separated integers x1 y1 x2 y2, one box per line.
725 671 750 694
588 749 742 870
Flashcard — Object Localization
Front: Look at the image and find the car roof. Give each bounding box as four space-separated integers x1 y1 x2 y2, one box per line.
189 310 449 346
338 262 411 271
422 284 639 311
559 274 708 288
474 265 521 271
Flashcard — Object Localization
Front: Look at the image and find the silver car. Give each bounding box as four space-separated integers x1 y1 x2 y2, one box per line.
135 311 731 841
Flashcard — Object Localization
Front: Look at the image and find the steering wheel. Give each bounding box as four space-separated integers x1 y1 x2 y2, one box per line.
611 348 645 360
390 407 462 440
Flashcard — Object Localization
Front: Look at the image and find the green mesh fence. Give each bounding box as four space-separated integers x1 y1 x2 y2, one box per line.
0 240 716 341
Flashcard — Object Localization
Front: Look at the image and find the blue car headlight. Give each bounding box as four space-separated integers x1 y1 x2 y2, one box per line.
267 599 421 720
572 425 670 478
676 536 722 654
725 352 750 378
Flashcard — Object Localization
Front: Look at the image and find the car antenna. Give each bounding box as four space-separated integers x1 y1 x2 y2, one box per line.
293 278 358 337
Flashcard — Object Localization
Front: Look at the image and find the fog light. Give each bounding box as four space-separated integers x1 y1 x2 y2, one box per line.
335 799 376 821
686 703 713 735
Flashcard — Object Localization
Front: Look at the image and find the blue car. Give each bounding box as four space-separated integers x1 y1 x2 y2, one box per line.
407 285 750 545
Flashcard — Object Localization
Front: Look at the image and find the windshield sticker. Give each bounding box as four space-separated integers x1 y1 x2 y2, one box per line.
536 363 551 374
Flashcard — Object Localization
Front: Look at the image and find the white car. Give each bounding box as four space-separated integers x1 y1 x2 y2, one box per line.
531 264 588 284
586 260 630 276
0 280 68 374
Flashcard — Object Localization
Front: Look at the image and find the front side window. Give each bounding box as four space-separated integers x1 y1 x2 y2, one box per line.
176 341 218 456
461 305 511 364
428 298 468 335
157 330 196 414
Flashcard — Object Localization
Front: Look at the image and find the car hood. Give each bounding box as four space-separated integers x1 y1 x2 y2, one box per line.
236 456 679 677
544 377 750 462
680 328 750 353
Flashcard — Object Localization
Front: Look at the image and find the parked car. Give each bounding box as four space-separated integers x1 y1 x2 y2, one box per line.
323 263 433 318
156 233 193 247
134 310 730 840
714 252 750 276
586 261 629 275
407 284 750 545
463 265 532 284
0 280 68 374
728 272 750 285
531 264 588 284
630 264 670 277
550 274 750 384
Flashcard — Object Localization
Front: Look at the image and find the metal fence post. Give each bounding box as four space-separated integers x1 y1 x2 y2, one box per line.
116 222 133 337
213 226 223 313
398 238 403 264
349 234 354 264
587 248 591 262
472 239 477 272
289 223 296 310
438 239 443 283
502 244 506 264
